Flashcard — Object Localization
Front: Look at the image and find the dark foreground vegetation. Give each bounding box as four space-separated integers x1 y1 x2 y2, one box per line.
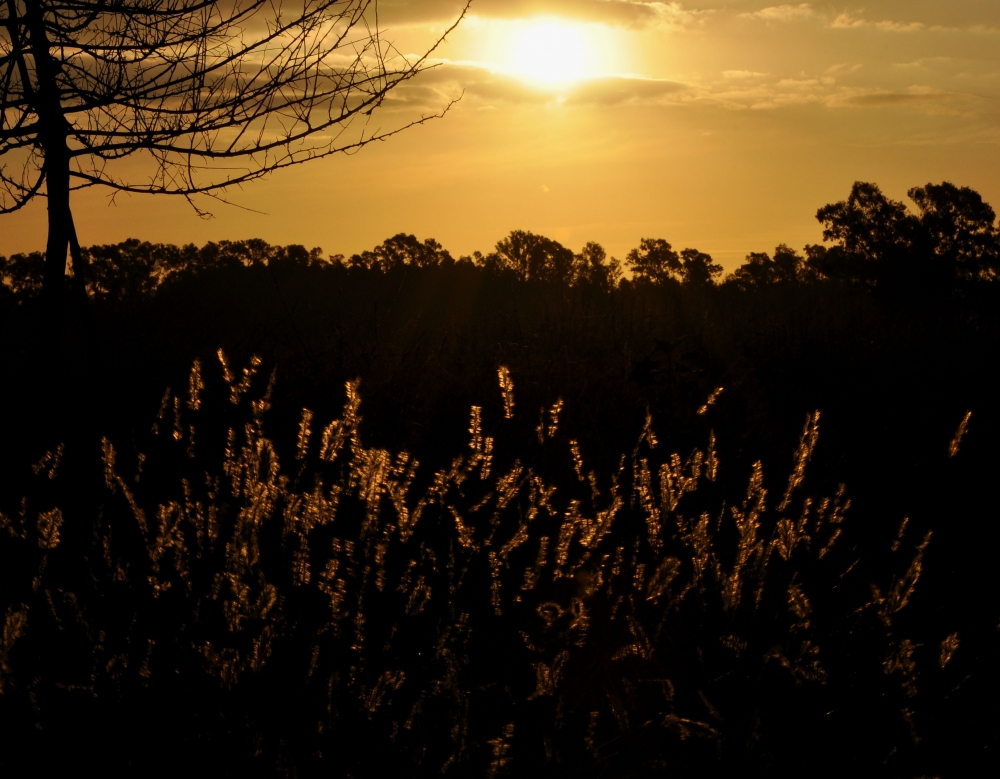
0 182 998 777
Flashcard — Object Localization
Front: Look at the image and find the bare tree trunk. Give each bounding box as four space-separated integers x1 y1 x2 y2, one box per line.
42 143 71 304
68 210 87 301
43 149 88 304
22 0 80 306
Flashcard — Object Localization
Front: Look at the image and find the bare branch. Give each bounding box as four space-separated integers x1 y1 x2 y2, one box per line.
1 0 470 214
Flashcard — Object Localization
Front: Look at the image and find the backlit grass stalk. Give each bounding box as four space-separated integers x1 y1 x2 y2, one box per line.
0 355 962 776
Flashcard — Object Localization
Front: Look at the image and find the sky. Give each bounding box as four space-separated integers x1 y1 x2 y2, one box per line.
3 0 999 270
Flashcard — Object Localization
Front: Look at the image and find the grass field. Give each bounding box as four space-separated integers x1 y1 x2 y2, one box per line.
0 248 997 776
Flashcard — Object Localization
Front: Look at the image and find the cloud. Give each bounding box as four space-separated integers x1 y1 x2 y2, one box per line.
722 70 770 79
386 63 566 108
891 57 954 70
565 76 690 105
828 13 864 29
844 92 937 106
830 14 925 33
386 58 985 120
740 4 814 23
384 62 692 109
734 6 988 35
403 63 553 105
378 1 708 29
825 86 979 114
824 63 863 75
689 67 986 113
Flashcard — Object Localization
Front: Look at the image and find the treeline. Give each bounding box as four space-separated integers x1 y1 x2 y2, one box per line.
2 181 998 303
2 178 998 502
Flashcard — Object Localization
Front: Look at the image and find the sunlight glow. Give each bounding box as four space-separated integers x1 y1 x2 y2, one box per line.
512 22 590 84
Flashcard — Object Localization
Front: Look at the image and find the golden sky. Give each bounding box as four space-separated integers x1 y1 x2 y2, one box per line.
3 0 999 270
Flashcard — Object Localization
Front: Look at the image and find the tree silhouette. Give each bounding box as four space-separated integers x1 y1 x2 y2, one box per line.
624 238 681 284
624 239 722 286
573 241 621 289
909 182 1000 280
811 181 1000 285
0 0 469 303
484 230 575 283
729 244 806 289
732 251 773 288
678 247 722 286
82 237 326 301
0 247 44 298
816 182 917 264
349 233 454 271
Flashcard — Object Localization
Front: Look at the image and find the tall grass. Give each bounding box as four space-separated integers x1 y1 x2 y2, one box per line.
0 353 981 777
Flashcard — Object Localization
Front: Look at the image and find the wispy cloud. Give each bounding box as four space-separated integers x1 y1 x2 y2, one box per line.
379 1 710 30
824 63 863 75
829 85 973 112
830 14 926 33
565 76 690 105
741 4 814 23
737 8 991 34
393 63 690 108
388 59 985 119
722 70 770 79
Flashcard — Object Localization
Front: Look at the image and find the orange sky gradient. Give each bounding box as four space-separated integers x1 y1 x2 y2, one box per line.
2 0 998 271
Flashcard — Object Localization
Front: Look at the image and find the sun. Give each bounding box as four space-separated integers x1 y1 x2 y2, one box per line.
512 22 590 85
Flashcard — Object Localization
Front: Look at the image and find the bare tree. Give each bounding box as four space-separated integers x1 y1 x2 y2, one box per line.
0 0 468 302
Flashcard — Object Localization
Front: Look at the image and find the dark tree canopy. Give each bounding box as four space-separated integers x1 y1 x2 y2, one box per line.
908 182 1000 279
482 230 576 284
573 240 621 290
812 182 918 285
349 233 454 271
625 238 681 284
729 244 806 289
0 235 334 303
5 178 997 307
624 238 722 287
807 181 1000 285
816 182 916 263
0 0 468 299
678 247 723 286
